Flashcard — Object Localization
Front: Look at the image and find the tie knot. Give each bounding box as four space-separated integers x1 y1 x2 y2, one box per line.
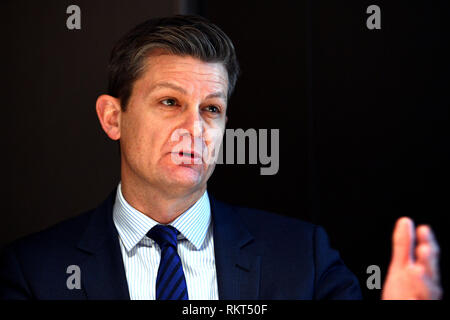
147 225 179 249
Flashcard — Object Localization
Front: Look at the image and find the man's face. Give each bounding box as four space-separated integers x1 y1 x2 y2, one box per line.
119 54 228 196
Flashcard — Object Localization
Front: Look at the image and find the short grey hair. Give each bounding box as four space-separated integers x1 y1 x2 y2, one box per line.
107 15 240 111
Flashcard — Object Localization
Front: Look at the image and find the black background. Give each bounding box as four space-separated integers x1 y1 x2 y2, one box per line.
1 0 448 300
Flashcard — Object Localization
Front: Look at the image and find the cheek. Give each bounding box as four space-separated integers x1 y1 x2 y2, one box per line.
138 125 168 158
122 117 164 161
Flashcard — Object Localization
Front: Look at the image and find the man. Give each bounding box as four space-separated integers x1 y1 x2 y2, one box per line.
0 15 442 300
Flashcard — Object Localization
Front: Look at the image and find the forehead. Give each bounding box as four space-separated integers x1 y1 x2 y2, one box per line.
140 54 229 94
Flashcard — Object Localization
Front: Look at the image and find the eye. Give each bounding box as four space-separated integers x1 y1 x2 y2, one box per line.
161 98 178 106
204 105 221 113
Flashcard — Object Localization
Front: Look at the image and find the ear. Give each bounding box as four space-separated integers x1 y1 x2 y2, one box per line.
96 94 122 140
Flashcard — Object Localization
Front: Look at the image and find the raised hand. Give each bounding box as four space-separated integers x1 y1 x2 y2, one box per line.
382 217 442 300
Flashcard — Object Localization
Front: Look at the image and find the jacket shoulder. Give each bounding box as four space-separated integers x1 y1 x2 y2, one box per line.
215 198 318 244
2 208 95 257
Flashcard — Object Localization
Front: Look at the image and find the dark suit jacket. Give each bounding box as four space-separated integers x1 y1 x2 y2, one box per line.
0 189 362 300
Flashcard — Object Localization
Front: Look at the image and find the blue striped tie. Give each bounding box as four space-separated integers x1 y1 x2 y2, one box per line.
147 225 189 300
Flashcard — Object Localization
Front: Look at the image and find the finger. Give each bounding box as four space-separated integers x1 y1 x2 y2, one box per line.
410 264 443 300
417 225 439 250
391 217 415 268
416 244 440 283
416 226 440 283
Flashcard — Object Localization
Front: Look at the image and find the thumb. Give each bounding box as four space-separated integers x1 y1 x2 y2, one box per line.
390 217 415 268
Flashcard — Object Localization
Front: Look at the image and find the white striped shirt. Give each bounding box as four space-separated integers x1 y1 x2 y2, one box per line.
112 183 219 300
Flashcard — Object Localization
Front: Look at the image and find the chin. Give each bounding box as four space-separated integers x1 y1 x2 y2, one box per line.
162 165 205 190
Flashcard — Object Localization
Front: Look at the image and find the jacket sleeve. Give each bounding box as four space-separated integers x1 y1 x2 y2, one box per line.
0 244 33 300
313 225 363 300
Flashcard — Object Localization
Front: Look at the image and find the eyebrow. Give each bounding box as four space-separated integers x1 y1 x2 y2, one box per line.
147 81 226 100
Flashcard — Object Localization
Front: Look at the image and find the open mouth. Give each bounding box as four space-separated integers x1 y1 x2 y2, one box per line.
179 152 195 158
177 151 201 159
171 151 202 162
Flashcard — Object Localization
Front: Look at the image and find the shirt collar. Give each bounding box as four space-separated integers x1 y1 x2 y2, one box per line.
113 182 211 252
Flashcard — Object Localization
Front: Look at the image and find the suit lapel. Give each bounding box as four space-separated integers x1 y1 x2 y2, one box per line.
210 195 262 300
73 190 261 300
77 189 130 300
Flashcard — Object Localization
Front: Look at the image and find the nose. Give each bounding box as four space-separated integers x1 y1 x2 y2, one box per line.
181 108 204 139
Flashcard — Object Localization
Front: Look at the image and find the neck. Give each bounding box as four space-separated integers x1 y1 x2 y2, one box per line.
120 176 206 225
